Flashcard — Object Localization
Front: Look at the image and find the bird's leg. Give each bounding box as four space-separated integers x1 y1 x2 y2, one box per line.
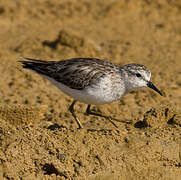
85 104 118 128
69 100 83 129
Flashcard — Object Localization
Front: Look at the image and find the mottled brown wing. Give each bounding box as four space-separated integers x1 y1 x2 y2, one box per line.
19 57 118 90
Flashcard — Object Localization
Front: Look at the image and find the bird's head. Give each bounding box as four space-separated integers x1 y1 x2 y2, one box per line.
122 64 162 96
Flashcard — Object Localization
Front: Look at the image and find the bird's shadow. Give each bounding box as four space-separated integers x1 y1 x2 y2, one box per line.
47 123 67 131
134 121 148 128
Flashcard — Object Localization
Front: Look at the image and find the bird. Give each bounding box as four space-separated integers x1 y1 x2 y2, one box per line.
19 57 163 129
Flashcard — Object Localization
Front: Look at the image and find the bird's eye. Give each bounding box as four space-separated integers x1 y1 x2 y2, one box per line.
136 73 141 77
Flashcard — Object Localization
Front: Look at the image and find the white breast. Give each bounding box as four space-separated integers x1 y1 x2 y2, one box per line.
45 74 126 105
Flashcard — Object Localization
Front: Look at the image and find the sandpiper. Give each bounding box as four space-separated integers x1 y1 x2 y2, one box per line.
19 57 162 128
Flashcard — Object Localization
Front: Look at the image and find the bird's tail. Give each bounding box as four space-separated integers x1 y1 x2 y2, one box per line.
18 57 53 76
19 57 49 68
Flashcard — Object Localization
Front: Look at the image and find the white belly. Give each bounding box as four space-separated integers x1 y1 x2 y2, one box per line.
46 75 126 105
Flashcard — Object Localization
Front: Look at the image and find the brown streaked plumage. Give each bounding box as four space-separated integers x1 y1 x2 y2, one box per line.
19 57 162 129
20 57 121 90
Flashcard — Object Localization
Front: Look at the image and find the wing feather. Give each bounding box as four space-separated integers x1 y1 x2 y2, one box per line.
19 57 119 89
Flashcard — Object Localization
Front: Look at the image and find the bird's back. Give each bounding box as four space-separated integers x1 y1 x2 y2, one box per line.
19 57 120 90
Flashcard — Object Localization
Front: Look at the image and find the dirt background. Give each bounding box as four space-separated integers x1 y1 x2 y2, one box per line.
0 0 181 179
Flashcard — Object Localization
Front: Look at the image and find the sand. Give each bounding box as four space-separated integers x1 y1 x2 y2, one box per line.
0 0 180 179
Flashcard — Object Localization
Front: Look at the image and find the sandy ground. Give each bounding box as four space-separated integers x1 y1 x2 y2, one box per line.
0 0 181 179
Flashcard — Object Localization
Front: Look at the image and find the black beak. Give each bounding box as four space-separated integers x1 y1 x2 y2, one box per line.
147 81 163 96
